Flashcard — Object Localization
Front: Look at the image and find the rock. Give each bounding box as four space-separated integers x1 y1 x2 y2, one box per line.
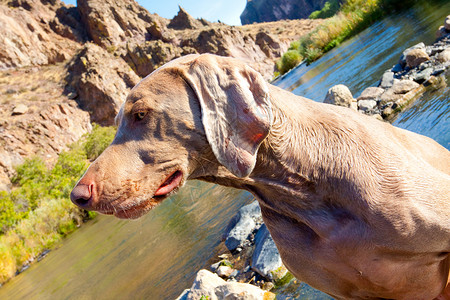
66 43 140 125
224 201 262 251
77 0 170 48
391 80 420 94
216 266 235 278
399 43 425 67
357 99 377 112
120 40 182 77
0 1 79 69
437 48 450 63
323 84 354 108
179 269 274 300
412 67 433 84
405 49 430 68
168 6 203 30
380 71 394 88
255 32 283 58
251 224 283 280
391 63 403 73
12 104 29 115
445 15 450 31
357 87 384 101
437 26 448 39
240 0 328 24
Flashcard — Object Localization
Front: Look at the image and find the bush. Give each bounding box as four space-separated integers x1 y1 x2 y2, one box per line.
309 0 341 19
0 124 115 283
277 50 303 75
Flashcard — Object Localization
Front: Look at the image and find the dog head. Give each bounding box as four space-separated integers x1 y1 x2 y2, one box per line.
70 54 272 219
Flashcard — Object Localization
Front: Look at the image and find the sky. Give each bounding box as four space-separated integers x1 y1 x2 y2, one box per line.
63 0 247 26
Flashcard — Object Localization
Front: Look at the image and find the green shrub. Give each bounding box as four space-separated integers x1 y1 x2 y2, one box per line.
277 50 303 75
309 0 341 19
83 124 116 160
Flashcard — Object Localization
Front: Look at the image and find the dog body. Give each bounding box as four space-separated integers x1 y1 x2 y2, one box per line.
71 54 450 299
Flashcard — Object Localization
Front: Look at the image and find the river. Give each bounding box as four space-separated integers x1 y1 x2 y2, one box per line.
0 1 449 299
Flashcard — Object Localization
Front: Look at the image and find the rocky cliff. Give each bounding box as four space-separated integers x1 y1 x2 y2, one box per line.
0 0 321 191
240 0 328 25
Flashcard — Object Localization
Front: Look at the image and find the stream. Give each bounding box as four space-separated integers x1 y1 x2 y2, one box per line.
0 1 448 299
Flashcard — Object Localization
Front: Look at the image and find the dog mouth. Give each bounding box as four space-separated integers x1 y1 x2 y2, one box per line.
104 170 184 219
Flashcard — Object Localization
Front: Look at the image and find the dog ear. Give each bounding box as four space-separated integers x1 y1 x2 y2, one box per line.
182 54 272 178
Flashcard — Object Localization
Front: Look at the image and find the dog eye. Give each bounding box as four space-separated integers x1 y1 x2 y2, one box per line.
134 111 147 121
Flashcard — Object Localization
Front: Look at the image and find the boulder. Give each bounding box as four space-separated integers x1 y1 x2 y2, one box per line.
251 224 283 280
379 71 394 89
357 99 377 112
177 269 274 300
437 48 450 63
323 84 355 108
168 6 203 30
391 80 420 94
399 43 425 67
12 104 29 116
66 43 140 125
224 201 262 251
405 49 430 68
445 15 450 31
357 87 384 101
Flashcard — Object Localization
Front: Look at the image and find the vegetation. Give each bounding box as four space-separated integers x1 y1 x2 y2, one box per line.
0 124 116 283
276 0 420 75
309 0 341 19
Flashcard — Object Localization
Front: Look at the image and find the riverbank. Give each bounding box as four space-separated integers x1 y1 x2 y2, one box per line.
0 125 115 284
177 15 450 299
323 16 450 121
275 0 445 76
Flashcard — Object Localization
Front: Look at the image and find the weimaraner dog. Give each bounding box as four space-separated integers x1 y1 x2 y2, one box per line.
71 54 450 299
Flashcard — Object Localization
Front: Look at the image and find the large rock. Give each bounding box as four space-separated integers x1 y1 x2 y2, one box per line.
224 201 262 251
437 48 450 63
251 224 283 280
405 48 430 68
240 0 328 25
177 269 274 300
66 43 140 125
0 1 80 69
324 84 355 109
77 0 171 48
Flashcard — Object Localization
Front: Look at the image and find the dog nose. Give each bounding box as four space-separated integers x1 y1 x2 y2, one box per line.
71 183 94 209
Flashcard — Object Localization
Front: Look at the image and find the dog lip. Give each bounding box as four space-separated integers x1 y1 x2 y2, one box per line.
154 170 183 197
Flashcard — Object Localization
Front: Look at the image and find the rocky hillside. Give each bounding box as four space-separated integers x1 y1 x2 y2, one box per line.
0 0 321 191
241 0 328 25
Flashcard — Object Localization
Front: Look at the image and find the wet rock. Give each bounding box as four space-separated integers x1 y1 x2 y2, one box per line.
225 201 262 251
177 269 274 300
400 43 425 67
391 63 403 73
445 15 450 31
12 104 29 115
412 67 433 83
380 71 395 88
323 84 355 108
357 100 377 112
66 43 140 125
216 265 235 278
391 80 420 94
437 48 450 63
437 26 448 39
405 49 430 68
358 87 384 101
251 224 283 280
168 6 203 30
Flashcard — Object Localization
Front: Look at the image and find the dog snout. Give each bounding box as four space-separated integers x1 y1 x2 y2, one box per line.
71 181 96 210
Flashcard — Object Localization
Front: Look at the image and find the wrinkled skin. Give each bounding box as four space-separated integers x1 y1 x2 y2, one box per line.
71 54 450 299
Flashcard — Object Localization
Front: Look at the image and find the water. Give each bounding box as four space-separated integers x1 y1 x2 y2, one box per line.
1 2 449 299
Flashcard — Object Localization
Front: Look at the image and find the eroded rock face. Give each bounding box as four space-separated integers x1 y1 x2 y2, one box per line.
168 6 204 30
77 0 172 48
0 0 81 69
66 43 140 125
240 0 328 25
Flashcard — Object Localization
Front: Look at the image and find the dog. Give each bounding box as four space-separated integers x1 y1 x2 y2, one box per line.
71 54 450 299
